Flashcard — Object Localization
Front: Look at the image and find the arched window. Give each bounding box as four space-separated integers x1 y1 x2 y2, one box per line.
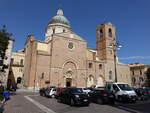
109 71 112 80
139 77 144 82
17 77 22 84
100 29 103 38
132 77 136 84
108 28 112 37
11 58 14 65
53 29 55 34
140 70 142 75
132 71 134 75
89 63 93 68
99 64 102 69
20 59 23 65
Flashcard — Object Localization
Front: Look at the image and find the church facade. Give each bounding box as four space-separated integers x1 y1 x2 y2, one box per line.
23 9 131 89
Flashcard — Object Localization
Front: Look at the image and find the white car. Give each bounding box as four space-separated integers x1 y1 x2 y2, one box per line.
82 88 91 94
105 82 137 102
47 88 56 98
90 85 105 89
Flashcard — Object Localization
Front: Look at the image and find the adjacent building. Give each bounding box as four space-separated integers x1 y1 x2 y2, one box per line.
7 49 25 87
129 63 150 88
23 9 131 90
0 38 14 86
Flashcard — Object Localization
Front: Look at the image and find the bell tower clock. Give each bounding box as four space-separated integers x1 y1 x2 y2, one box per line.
96 22 116 60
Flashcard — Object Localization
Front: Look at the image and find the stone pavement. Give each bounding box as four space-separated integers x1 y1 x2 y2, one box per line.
3 91 150 113
3 92 43 113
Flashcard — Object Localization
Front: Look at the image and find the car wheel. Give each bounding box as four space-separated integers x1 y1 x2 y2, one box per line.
43 93 46 97
97 98 103 104
110 100 115 105
51 94 55 98
131 99 136 103
86 103 90 106
70 98 75 106
118 96 122 102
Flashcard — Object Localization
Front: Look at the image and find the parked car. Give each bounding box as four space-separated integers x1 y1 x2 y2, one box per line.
135 88 149 101
89 89 115 104
55 87 66 98
39 87 46 96
105 82 137 102
39 86 56 97
81 88 91 94
143 88 150 97
90 85 105 90
57 88 90 106
45 88 56 98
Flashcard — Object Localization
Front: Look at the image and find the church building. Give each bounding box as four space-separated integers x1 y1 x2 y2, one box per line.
23 9 131 90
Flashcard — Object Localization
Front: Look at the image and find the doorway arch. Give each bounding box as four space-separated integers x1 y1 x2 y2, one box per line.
97 75 104 86
87 75 94 87
63 61 77 87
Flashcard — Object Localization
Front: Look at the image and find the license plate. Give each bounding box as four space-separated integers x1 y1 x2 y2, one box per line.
84 99 88 102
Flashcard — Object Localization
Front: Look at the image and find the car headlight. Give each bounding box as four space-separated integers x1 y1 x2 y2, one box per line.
75 95 79 98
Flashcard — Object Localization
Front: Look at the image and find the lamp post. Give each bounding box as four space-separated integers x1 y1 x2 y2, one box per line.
109 40 122 82
40 72 44 88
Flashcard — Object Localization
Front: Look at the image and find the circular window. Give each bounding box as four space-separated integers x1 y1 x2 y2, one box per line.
68 42 74 49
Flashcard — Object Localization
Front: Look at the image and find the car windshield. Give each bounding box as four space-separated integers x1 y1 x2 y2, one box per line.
71 88 83 93
117 84 133 91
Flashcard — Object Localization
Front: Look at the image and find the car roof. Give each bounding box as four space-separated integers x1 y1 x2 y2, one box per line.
113 82 129 84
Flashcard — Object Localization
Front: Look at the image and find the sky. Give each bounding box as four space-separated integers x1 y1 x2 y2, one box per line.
0 0 150 64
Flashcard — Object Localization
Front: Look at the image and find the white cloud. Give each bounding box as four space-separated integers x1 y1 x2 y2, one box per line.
120 56 150 60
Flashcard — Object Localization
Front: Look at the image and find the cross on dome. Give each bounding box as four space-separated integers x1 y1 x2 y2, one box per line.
57 9 63 16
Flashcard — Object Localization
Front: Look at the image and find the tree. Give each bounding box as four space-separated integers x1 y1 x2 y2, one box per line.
0 25 12 72
146 68 150 87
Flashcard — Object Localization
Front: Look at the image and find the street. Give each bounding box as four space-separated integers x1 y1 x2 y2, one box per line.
3 91 150 113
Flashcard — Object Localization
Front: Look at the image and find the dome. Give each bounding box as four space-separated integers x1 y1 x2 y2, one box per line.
48 9 70 26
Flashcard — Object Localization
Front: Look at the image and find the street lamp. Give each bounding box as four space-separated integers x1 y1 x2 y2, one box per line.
108 40 122 82
40 72 44 87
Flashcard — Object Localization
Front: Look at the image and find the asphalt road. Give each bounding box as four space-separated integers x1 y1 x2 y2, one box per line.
3 92 150 113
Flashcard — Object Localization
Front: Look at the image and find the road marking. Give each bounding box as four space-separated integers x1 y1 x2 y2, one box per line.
118 106 142 113
24 95 56 113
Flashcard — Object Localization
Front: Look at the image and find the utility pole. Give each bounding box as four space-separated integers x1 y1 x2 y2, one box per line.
111 41 122 83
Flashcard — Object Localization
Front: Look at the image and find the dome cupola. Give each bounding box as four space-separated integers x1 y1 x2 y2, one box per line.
48 9 70 26
45 9 72 42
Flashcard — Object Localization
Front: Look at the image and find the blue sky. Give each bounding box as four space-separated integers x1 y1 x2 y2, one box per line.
0 0 150 64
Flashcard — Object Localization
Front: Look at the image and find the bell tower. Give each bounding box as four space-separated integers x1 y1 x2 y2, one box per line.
96 22 116 61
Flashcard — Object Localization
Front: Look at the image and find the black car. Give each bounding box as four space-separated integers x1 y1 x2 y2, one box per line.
135 88 149 101
57 88 90 106
39 87 46 96
89 89 115 104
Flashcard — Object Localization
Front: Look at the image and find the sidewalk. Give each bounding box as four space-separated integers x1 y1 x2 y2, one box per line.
16 88 39 93
4 92 42 113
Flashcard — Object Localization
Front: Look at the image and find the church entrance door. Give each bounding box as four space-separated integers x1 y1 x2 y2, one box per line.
66 78 72 87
